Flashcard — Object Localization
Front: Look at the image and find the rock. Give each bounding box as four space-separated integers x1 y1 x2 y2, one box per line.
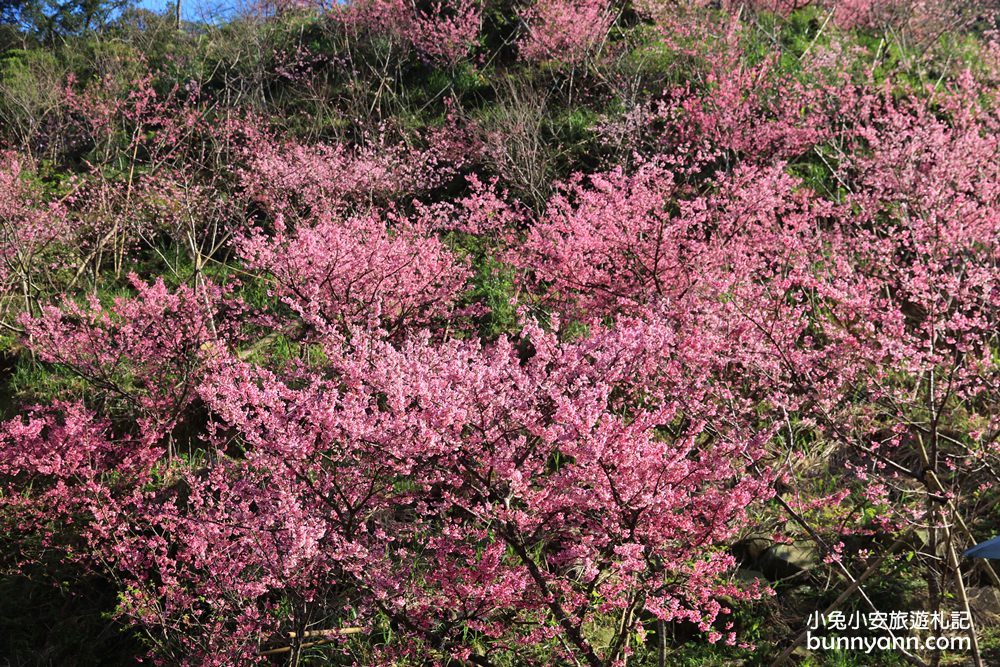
758 542 819 581
732 533 774 565
734 568 768 586
744 535 774 561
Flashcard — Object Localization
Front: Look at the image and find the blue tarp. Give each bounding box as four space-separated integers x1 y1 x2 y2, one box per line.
964 536 1000 559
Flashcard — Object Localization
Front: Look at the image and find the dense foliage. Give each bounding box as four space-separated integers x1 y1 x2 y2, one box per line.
2 0 1000 665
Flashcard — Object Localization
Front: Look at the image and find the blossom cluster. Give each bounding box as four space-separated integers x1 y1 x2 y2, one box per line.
1 0 999 664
